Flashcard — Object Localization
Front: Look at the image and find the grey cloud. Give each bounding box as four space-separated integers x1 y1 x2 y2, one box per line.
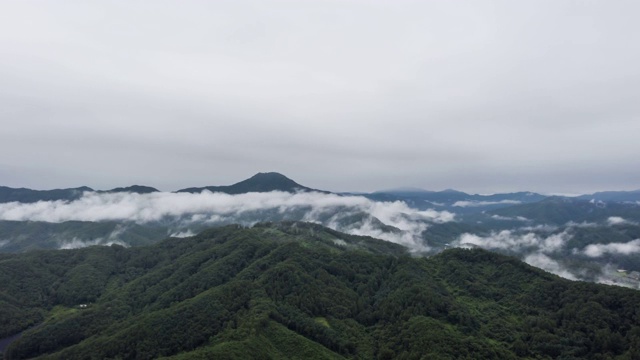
0 1 639 193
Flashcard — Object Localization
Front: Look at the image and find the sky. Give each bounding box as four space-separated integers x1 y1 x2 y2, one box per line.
1 0 639 194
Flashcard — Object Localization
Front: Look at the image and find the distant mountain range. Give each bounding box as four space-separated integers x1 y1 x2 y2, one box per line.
1 172 640 287
0 173 318 204
489 196 640 225
364 189 547 213
3 172 638 208
577 189 640 203
0 185 159 204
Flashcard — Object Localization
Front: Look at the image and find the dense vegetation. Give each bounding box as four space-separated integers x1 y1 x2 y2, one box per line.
2 222 640 359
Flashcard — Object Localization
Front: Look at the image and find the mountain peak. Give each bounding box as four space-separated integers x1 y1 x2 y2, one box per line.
441 188 465 194
247 172 294 182
177 172 325 194
231 172 309 193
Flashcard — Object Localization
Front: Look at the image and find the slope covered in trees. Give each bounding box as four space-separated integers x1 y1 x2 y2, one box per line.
2 222 640 359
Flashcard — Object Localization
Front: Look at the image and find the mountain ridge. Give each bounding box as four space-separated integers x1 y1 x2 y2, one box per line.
489 196 640 225
0 185 159 204
0 186 92 204
577 189 640 203
2 173 639 204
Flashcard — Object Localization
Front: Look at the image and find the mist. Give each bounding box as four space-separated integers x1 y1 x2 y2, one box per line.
453 229 579 280
523 253 579 281
452 219 640 285
453 200 521 208
59 237 128 250
454 230 570 254
58 224 129 249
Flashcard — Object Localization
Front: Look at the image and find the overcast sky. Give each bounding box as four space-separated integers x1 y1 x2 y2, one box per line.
1 1 639 194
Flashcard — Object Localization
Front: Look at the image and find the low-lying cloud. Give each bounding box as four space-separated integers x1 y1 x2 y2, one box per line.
583 239 640 257
169 229 196 238
0 190 455 250
454 220 640 285
490 215 528 221
454 230 580 280
59 237 128 250
453 200 521 208
524 253 578 280
565 221 598 228
519 224 558 232
607 217 638 226
455 230 570 254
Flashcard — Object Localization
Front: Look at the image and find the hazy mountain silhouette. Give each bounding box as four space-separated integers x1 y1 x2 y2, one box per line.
177 172 326 194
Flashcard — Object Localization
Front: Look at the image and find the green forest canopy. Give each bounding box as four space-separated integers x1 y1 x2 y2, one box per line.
2 222 640 359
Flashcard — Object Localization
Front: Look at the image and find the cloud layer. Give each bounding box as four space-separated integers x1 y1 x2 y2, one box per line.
0 190 454 250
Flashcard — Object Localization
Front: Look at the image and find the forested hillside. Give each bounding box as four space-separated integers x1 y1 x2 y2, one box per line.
2 222 640 359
